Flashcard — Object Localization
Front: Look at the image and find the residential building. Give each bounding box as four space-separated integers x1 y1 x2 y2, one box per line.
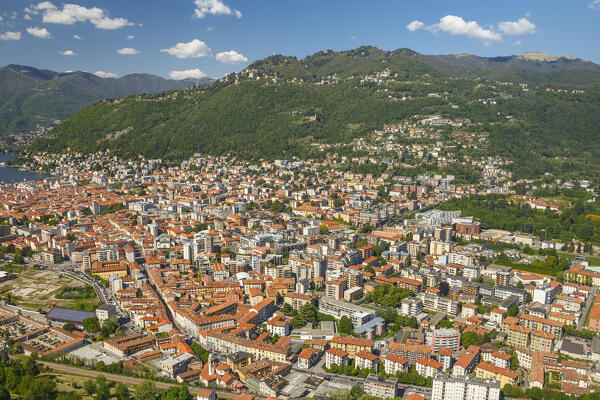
432 373 501 400
364 374 397 399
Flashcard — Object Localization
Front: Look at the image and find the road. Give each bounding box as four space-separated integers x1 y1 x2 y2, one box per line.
578 286 597 330
38 360 247 399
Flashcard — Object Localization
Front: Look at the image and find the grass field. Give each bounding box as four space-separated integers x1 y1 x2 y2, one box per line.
41 372 130 400
0 264 100 312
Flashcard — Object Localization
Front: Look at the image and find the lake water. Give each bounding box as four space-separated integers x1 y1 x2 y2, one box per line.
0 153 51 184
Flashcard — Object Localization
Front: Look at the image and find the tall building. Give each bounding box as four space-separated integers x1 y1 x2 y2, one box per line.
326 278 347 300
313 258 326 279
431 328 460 352
432 373 500 400
496 271 510 286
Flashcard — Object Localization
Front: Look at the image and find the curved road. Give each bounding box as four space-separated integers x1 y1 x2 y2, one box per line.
38 360 250 399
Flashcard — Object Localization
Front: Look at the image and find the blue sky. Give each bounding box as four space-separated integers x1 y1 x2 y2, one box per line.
0 0 599 80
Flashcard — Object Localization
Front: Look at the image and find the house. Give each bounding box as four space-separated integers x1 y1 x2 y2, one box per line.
355 351 379 371
383 354 409 375
452 345 480 377
475 362 519 388
325 347 349 369
196 389 216 400
416 358 443 378
297 348 319 369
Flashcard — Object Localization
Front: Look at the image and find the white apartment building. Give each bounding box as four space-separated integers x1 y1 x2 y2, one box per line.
432 373 501 400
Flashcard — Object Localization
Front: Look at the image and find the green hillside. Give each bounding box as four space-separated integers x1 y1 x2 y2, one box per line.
29 47 600 179
0 65 212 135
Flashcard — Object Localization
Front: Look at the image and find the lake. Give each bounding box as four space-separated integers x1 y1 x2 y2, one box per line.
0 153 51 184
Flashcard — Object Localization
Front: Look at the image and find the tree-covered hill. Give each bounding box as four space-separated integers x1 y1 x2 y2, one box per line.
0 64 212 135
28 46 600 179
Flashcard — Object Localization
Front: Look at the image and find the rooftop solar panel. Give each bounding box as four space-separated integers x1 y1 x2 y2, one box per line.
47 307 96 323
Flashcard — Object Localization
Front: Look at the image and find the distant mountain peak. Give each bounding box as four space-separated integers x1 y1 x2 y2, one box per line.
519 52 577 62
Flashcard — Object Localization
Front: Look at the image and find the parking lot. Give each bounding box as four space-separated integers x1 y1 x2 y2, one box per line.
67 343 120 365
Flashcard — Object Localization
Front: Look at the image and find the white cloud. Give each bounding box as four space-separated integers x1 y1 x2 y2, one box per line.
206 26 215 32
117 47 140 55
406 20 424 32
26 2 133 30
0 31 21 40
215 50 248 64
590 0 600 9
26 26 51 38
498 18 536 35
169 68 207 80
514 40 523 46
94 71 117 78
126 35 134 40
161 39 210 59
24 2 55 14
434 15 502 43
193 0 241 19
407 15 502 44
73 34 82 39
59 50 76 55
24 14 32 20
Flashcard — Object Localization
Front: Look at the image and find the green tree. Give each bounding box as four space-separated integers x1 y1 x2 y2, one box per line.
506 305 519 318
0 388 9 400
21 377 57 400
63 323 75 332
83 380 97 396
299 303 318 324
115 383 130 400
281 303 293 315
83 317 101 333
338 316 353 334
134 381 157 400
349 385 363 400
100 317 120 337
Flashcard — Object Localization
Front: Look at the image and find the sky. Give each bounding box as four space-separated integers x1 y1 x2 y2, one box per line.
0 0 599 80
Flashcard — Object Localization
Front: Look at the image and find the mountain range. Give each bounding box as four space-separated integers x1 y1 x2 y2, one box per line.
0 64 213 136
27 46 600 179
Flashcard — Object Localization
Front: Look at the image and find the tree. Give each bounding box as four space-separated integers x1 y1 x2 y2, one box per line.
461 332 488 348
24 357 39 376
63 323 75 332
176 385 191 400
21 377 57 400
100 317 120 337
0 388 10 400
57 393 81 400
506 305 519 318
94 382 110 400
83 317 100 333
134 381 157 400
338 316 353 334
319 224 329 235
13 254 24 264
349 385 363 400
115 383 130 400
299 303 318 324
281 303 293 315
83 380 97 396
